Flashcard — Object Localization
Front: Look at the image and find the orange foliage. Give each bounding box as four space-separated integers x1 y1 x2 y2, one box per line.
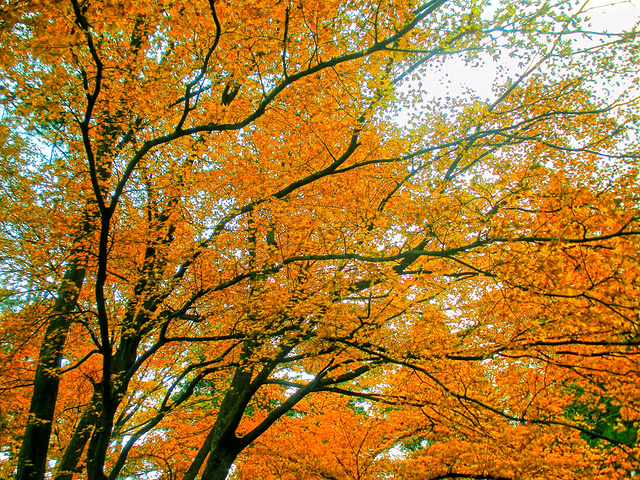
0 0 639 479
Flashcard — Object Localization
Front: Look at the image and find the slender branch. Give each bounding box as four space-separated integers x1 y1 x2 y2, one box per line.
69 0 106 214
282 5 290 78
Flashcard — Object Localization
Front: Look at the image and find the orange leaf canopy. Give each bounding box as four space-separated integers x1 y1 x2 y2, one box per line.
0 0 639 479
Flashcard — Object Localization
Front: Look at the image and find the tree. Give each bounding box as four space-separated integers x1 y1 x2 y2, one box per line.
0 0 639 479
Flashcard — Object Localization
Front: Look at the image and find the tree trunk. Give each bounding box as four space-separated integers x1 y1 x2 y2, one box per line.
15 263 86 480
184 360 255 480
200 442 242 480
182 427 216 480
54 391 100 480
86 404 116 480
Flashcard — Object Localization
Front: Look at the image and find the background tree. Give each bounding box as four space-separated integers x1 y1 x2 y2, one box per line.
0 0 639 479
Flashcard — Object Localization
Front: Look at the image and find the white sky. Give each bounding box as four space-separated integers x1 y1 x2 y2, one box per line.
425 0 640 101
587 0 639 31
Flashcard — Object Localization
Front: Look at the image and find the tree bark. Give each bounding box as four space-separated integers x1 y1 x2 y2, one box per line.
182 427 216 480
15 263 86 480
54 391 100 480
200 442 242 480
86 405 116 480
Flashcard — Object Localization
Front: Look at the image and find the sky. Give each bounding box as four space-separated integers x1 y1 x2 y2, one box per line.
423 0 640 101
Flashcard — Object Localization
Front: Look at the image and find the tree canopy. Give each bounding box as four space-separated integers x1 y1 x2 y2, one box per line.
1 0 639 479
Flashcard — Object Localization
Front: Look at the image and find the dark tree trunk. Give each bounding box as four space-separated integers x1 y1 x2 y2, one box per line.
15 263 86 480
200 441 242 480
86 401 117 480
182 427 216 480
183 361 255 480
54 391 100 480
82 313 151 480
